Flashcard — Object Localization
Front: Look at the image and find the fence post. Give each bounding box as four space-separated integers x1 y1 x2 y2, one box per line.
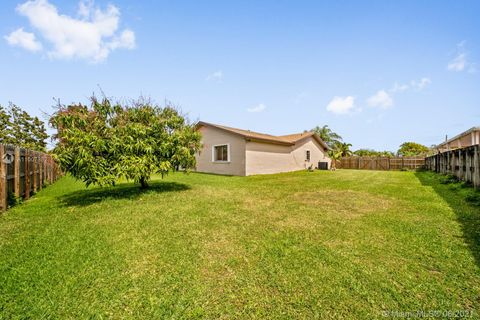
48 157 52 184
474 145 480 189
39 154 43 191
14 147 20 198
32 152 37 193
24 150 30 200
0 144 6 212
43 155 47 186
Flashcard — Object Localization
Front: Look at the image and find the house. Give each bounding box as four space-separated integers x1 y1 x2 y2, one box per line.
435 126 480 153
195 121 331 176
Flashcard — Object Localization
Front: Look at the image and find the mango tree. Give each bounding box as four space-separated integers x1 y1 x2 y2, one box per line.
50 96 201 188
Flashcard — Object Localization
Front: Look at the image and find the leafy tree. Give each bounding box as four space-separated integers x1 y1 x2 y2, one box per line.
354 149 376 157
31 116 48 151
379 150 395 157
0 105 12 144
0 103 48 151
50 96 201 188
397 142 431 157
312 125 343 148
354 149 395 157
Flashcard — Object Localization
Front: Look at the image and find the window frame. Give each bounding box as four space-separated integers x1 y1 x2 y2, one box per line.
306 150 311 162
212 143 230 163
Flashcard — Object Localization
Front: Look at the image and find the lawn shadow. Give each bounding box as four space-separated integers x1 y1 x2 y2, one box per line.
415 171 480 268
59 180 190 207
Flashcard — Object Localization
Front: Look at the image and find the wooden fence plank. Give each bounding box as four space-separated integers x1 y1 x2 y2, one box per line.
338 156 425 171
39 154 43 191
14 147 20 197
33 152 37 193
0 145 6 211
0 144 60 213
24 149 30 200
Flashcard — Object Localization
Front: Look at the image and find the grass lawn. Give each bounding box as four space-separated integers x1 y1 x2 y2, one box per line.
0 170 479 319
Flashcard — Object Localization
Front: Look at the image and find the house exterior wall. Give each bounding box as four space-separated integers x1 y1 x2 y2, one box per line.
292 137 331 170
195 126 246 176
437 129 480 152
245 136 330 175
245 142 297 176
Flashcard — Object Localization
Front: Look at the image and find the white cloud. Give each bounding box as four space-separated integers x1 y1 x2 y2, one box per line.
206 70 223 81
390 82 409 93
389 77 431 93
78 0 93 19
247 103 266 113
367 90 393 109
6 0 135 62
4 28 42 52
410 77 431 90
448 53 466 71
326 96 356 115
447 41 475 72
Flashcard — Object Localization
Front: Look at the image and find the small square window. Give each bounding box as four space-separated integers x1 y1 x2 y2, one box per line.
306 150 311 161
214 145 229 162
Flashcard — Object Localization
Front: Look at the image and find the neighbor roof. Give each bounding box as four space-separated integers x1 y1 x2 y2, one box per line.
196 121 329 149
436 126 480 148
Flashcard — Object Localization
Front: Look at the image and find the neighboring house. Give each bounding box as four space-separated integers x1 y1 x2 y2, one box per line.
436 127 480 153
195 121 330 176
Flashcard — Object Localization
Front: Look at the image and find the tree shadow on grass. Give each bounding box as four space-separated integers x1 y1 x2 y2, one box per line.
59 181 190 207
415 171 480 268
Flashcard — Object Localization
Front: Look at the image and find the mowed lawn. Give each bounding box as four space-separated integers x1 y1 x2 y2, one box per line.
0 170 479 319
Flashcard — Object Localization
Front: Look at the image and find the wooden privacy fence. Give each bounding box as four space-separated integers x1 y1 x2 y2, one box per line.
425 145 480 189
336 156 426 171
0 144 61 212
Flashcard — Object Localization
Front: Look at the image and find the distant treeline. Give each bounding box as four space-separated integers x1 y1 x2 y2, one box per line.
312 125 432 161
0 103 48 152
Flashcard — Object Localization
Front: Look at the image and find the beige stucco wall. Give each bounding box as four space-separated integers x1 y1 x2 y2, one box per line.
195 126 246 176
245 142 297 176
292 137 331 170
245 136 330 175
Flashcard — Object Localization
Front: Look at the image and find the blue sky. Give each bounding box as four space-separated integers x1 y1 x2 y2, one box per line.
1 0 479 151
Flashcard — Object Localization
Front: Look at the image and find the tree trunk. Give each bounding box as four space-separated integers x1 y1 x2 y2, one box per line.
140 177 149 189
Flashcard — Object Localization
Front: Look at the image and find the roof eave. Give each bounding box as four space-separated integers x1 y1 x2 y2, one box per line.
435 126 480 148
293 133 330 150
245 138 293 146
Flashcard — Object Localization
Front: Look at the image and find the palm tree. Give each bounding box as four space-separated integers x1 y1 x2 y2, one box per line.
312 125 343 148
336 142 353 157
328 142 352 170
328 149 343 170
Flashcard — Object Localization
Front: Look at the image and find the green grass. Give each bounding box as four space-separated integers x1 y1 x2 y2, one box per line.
0 170 479 319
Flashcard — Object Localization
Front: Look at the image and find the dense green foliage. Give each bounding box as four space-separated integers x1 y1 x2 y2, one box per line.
311 125 430 159
0 170 478 318
397 142 431 156
50 97 201 188
354 149 395 157
312 125 343 148
0 103 48 151
312 125 351 168
334 142 352 157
